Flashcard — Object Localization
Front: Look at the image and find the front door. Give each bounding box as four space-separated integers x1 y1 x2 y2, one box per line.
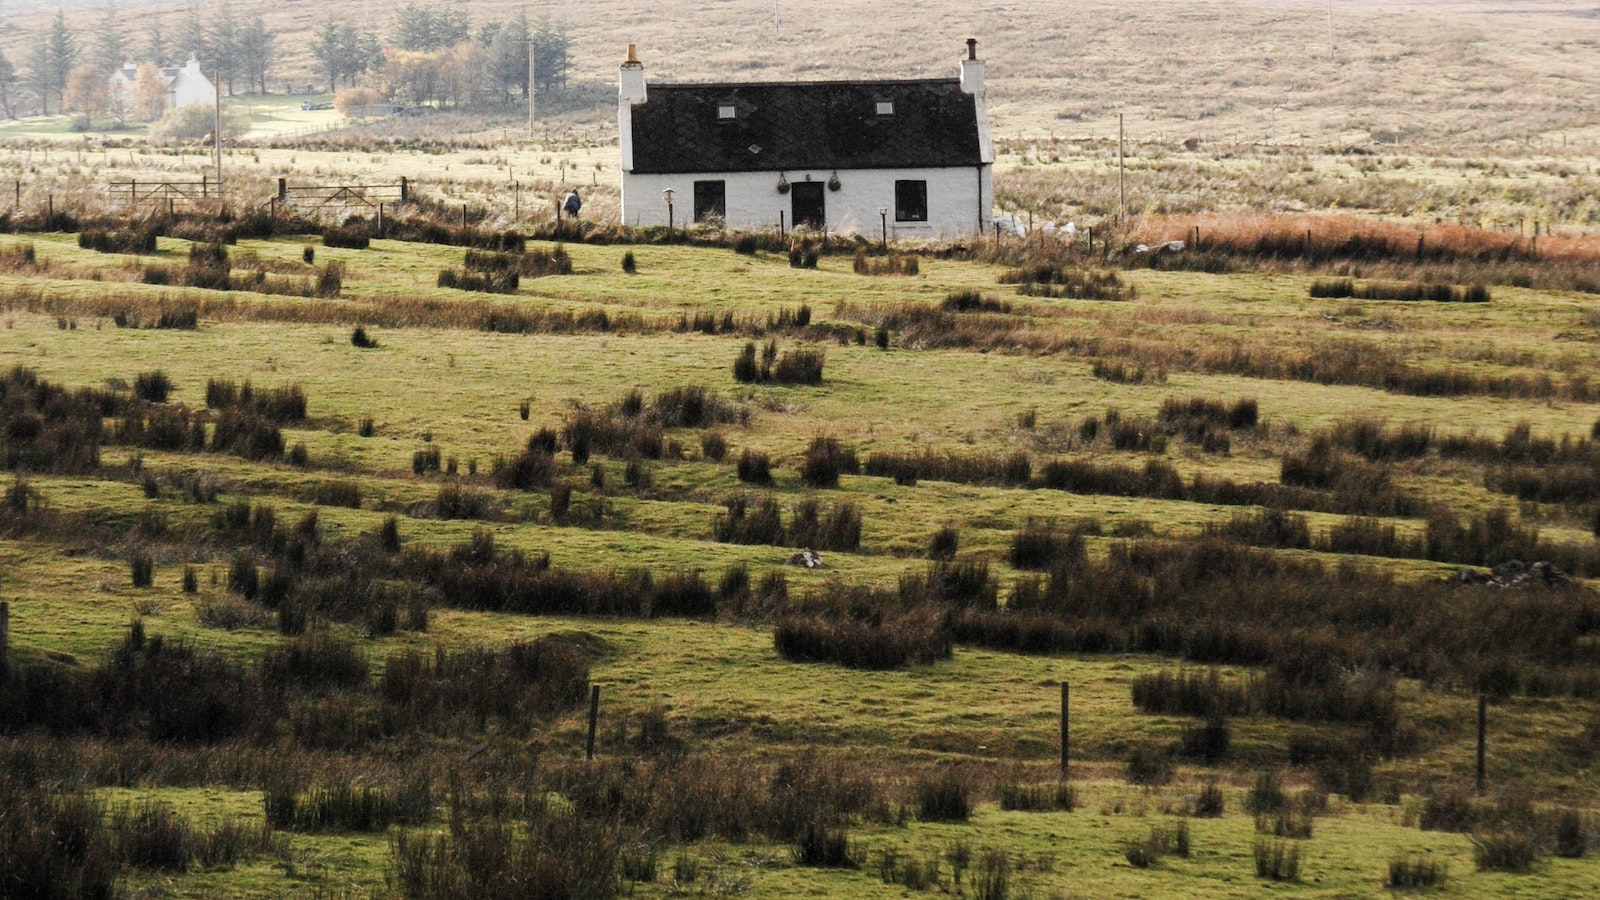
791 181 825 230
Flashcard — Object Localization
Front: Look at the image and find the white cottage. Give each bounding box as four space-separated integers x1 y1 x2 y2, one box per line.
109 57 216 114
618 41 993 239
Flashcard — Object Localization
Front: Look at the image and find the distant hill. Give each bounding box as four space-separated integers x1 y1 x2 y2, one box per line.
1 0 1597 145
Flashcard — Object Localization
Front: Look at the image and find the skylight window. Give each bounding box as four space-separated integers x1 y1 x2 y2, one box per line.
718 104 737 119
876 101 895 116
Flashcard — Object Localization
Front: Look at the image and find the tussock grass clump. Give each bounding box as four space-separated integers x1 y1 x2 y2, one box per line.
1125 741 1174 787
1001 260 1135 300
134 370 174 403
929 523 960 561
321 226 370 250
0 367 108 474
793 821 854 867
464 244 572 277
204 379 307 422
390 812 621 897
942 289 1011 313
1009 519 1086 571
775 592 952 669
1253 837 1301 881
916 769 972 822
734 340 825 385
438 268 519 293
265 777 432 832
866 447 1030 487
79 228 158 254
1472 830 1541 873
714 494 785 546
736 448 774 485
1311 278 1490 302
350 325 378 348
800 436 859 488
999 782 1076 812
1388 853 1448 888
1126 821 1190 868
852 247 920 276
1195 781 1226 818
405 530 716 619
0 241 36 269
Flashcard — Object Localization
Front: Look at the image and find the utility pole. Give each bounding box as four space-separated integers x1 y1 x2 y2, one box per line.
213 69 223 197
534 38 547 137
1327 0 1336 61
1117 113 1126 224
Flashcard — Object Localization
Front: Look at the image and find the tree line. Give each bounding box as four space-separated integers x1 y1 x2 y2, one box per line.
0 2 571 125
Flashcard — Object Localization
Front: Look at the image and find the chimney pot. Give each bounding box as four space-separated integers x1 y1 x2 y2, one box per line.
967 38 978 61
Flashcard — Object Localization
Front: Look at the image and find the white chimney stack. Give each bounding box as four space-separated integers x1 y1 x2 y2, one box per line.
959 38 984 95
619 43 647 105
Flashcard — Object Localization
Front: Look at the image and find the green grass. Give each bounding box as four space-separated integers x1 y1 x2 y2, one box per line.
4 221 1600 897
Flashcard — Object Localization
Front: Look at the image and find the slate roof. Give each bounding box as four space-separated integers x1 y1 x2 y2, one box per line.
627 78 983 174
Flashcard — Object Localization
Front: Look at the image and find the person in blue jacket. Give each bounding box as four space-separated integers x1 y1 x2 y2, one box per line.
563 188 582 219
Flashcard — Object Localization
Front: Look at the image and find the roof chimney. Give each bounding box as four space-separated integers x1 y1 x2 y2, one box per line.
620 43 647 105
960 39 984 95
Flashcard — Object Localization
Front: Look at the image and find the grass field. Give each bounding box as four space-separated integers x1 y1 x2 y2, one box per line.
0 2 1598 897
3 198 1600 895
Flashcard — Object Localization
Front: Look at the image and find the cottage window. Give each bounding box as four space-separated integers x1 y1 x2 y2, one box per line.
718 104 737 119
875 100 894 116
694 180 727 223
894 180 928 222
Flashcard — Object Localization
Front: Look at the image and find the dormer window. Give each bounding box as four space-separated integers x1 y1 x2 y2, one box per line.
718 104 737 119
875 100 894 116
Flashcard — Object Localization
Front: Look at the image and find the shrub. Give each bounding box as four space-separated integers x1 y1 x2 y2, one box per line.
261 631 370 690
1195 781 1226 817
134 370 174 403
1472 829 1540 872
437 268 518 293
79 228 158 254
700 431 728 461
1246 769 1289 815
773 348 825 384
1254 838 1300 881
1555 809 1591 858
130 553 154 588
793 821 854 867
916 769 971 822
1009 519 1085 570
998 782 1075 812
1388 853 1448 888
801 436 859 488
622 250 637 273
1180 714 1231 763
351 326 378 348
929 523 960 560
1125 741 1174 787
322 226 370 250
737 449 774 485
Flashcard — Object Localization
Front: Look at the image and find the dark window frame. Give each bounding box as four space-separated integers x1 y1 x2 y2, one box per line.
894 179 928 222
693 179 727 223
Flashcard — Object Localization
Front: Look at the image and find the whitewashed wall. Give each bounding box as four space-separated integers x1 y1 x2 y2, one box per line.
620 166 992 239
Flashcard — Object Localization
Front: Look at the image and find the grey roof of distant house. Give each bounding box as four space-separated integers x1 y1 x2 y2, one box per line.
627 78 983 174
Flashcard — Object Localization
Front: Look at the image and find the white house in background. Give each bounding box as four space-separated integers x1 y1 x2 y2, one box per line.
617 41 993 239
109 57 216 114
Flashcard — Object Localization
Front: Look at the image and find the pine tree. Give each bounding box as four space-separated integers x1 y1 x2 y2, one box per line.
146 23 168 68
238 16 273 95
209 3 239 95
93 6 129 75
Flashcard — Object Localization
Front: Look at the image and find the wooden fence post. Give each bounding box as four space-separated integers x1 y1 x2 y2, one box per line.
586 684 600 761
399 176 409 203
460 203 467 230
1477 694 1487 796
1060 681 1070 777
